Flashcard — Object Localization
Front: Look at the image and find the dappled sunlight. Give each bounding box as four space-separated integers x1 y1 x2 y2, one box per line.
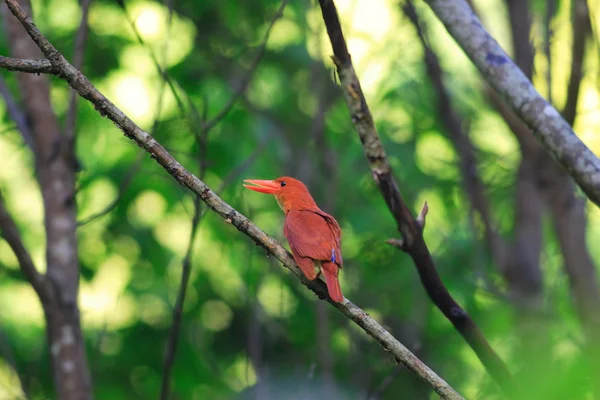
89 2 133 38
79 232 108 269
134 5 162 38
165 260 199 312
119 45 160 77
576 81 600 154
554 338 581 360
247 65 287 109
415 131 459 179
128 190 168 228
470 110 519 161
0 241 18 269
153 215 192 255
0 283 44 327
50 86 70 116
112 235 142 263
587 204 600 264
332 329 351 353
78 178 119 221
130 260 156 291
138 294 170 328
98 332 124 356
0 359 25 400
200 299 233 332
266 18 302 50
305 0 402 99
80 254 135 329
128 1 196 66
193 226 245 303
108 73 153 124
340 222 359 259
252 210 283 238
31 0 80 33
1 0 600 397
90 1 195 68
0 135 45 269
90 1 197 127
224 354 257 392
458 344 488 399
257 275 298 318
533 1 572 110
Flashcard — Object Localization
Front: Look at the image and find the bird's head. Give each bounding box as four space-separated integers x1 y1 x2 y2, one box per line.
243 176 317 213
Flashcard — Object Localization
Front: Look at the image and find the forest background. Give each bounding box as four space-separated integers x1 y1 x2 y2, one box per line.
1 0 600 399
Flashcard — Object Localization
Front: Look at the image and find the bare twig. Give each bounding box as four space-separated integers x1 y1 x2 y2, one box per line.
317 0 514 395
0 55 54 73
0 190 51 303
161 84 209 400
0 76 34 150
160 195 202 400
77 152 143 226
0 2 463 397
422 0 600 207
201 0 289 132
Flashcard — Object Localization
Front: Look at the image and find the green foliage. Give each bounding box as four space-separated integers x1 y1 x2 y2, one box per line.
0 0 599 398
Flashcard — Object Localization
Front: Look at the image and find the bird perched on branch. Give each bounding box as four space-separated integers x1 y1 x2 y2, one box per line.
244 177 345 303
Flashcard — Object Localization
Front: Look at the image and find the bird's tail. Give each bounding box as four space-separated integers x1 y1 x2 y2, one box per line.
321 262 344 303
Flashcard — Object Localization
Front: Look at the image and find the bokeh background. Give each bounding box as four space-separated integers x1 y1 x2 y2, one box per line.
1 0 600 398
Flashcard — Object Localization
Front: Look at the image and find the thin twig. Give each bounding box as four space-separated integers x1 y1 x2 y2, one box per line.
0 76 34 150
317 0 515 395
0 55 54 73
77 152 144 226
0 1 463 397
201 0 289 132
159 195 202 400
0 190 51 303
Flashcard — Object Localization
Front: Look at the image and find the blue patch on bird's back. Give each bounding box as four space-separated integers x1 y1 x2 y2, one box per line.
331 249 336 263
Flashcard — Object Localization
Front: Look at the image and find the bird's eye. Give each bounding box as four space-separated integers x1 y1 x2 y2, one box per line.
280 181 286 187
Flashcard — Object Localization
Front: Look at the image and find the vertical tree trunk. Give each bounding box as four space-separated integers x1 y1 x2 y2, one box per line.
2 1 92 398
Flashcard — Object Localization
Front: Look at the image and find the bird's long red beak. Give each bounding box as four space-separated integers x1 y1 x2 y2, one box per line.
243 179 280 194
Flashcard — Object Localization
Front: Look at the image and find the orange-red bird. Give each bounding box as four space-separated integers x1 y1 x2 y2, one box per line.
244 177 344 303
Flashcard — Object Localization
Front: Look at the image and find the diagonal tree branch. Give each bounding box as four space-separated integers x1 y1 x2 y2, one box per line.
0 190 51 303
422 0 600 207
0 1 463 398
316 0 515 395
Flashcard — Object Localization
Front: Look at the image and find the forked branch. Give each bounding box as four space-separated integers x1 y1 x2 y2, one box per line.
317 0 515 395
1 1 462 398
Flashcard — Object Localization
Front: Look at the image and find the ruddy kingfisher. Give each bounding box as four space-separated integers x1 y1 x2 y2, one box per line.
244 177 344 303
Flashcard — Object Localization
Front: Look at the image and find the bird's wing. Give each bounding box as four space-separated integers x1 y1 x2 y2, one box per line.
284 209 343 267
